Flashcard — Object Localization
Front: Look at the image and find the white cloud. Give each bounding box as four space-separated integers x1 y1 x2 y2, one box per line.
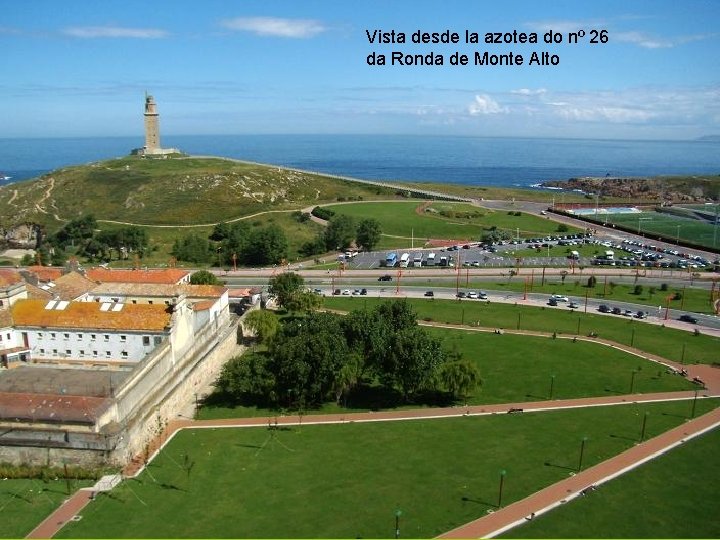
220 17 326 38
62 26 168 39
511 88 547 96
614 31 717 49
468 94 507 115
525 19 605 35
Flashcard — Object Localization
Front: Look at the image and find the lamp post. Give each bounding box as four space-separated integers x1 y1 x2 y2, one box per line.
640 412 649 441
691 388 699 418
497 469 507 507
675 225 681 246
549 375 556 400
637 217 652 237
578 437 588 471
395 509 402 539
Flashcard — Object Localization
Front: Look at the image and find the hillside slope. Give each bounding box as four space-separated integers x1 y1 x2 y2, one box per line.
0 156 395 230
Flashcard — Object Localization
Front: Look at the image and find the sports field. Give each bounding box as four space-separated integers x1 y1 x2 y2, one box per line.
56 400 717 539
587 210 719 250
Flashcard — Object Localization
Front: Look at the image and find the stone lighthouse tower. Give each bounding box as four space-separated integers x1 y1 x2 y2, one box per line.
144 93 160 152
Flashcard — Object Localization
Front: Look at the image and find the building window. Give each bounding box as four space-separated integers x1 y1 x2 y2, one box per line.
50 333 56 339
65 349 71 355
132 299 137 304
63 333 70 340
38 332 43 339
148 300 154 305
52 349 57 354
104 334 110 342
92 350 98 357
91 334 96 341
105 351 111 357
120 335 127 342
77 333 83 340
0 300 3 307
143 336 150 346
154 336 162 346
121 351 128 358
79 350 84 356
39 348 45 354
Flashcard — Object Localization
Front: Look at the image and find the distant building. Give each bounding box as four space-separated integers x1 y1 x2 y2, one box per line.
130 94 181 156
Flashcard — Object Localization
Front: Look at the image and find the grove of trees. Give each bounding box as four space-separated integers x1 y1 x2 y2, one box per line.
216 299 482 410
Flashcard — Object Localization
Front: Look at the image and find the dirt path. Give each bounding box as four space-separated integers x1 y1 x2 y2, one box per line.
7 189 18 206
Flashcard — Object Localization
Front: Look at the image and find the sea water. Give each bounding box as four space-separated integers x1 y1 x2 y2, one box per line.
1 134 718 189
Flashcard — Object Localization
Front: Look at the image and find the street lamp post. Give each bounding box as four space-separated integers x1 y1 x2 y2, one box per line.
691 388 699 418
549 375 556 400
640 412 650 441
395 510 402 539
578 437 588 471
498 470 507 507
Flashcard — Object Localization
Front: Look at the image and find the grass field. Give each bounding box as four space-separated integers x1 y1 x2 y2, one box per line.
586 210 719 250
505 426 720 538
322 201 580 243
324 297 720 365
198 327 695 420
56 400 717 539
0 479 93 538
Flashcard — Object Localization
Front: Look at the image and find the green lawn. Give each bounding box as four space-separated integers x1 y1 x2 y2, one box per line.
324 297 720 365
322 201 580 244
199 328 695 420
505 426 720 538
57 400 717 539
0 479 93 538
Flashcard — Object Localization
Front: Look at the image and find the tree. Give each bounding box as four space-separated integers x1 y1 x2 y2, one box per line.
438 359 482 402
172 233 212 264
283 290 322 313
324 214 356 250
215 352 277 406
189 270 221 285
268 272 305 308
557 223 569 233
633 284 644 295
53 215 97 248
244 309 279 344
587 275 597 288
333 353 363 407
356 218 382 251
241 224 288 266
380 326 446 400
209 222 231 241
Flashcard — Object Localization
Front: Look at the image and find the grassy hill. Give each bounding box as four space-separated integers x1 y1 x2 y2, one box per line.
0 155 397 230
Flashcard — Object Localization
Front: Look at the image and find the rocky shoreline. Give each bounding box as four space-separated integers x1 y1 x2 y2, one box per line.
541 176 719 203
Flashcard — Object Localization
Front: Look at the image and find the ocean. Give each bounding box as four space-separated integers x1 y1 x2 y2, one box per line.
1 134 718 189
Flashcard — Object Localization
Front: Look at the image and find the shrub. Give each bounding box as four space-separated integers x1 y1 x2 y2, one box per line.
634 284 644 295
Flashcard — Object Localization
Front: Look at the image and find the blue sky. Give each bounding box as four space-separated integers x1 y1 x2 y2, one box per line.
1 0 719 139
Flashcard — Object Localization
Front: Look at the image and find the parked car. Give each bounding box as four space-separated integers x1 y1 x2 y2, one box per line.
550 294 569 302
313 288 323 295
333 289 341 295
568 301 579 309
612 307 622 315
378 274 393 282
598 304 610 313
548 298 558 306
467 291 479 299
352 289 361 295
635 311 647 319
424 290 434 297
360 288 368 295
679 314 698 324
456 292 466 298
478 291 488 300
623 309 634 317
342 289 351 295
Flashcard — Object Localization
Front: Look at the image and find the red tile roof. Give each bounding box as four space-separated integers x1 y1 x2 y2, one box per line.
85 268 190 284
11 299 172 332
26 266 63 282
0 269 23 287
